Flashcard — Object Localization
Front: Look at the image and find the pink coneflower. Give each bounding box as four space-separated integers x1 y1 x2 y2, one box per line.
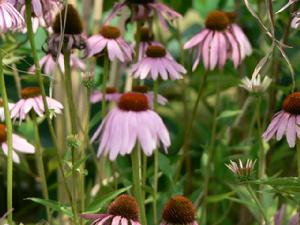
105 0 181 30
291 11 300 29
130 45 186 80
29 53 86 75
161 196 198 225
136 27 161 60
0 124 35 163
81 194 141 225
10 87 63 120
184 10 252 71
90 87 121 103
0 99 14 121
132 85 168 107
91 93 170 160
47 4 86 57
0 0 24 32
86 25 134 62
263 92 300 147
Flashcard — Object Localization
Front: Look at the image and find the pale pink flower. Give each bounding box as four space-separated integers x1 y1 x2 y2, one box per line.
90 87 122 103
86 25 134 62
161 196 198 225
291 11 300 29
184 11 252 71
91 93 170 160
0 99 14 121
106 0 181 31
263 92 300 148
0 124 35 163
81 195 141 225
130 45 186 80
0 0 24 32
10 87 63 121
29 53 86 75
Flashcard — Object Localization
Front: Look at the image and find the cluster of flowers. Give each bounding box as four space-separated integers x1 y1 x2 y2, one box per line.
81 194 198 225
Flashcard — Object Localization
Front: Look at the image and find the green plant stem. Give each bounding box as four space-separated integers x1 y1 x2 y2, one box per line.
202 77 221 225
153 80 159 225
297 140 300 177
0 49 13 225
175 70 208 182
246 184 269 225
32 113 51 222
131 146 147 225
25 0 76 222
63 46 79 223
101 56 109 118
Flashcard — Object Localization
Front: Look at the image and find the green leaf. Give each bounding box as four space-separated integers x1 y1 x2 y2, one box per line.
85 186 132 213
26 198 73 217
217 110 242 120
207 192 235 203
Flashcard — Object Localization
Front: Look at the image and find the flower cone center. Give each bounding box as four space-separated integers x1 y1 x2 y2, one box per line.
205 10 230 31
106 87 118 94
100 26 121 39
108 195 139 221
282 92 300 115
0 99 3 107
162 196 195 224
21 87 41 99
225 12 237 24
118 93 149 112
0 124 7 143
140 27 154 42
146 45 166 58
53 4 83 35
132 85 148 93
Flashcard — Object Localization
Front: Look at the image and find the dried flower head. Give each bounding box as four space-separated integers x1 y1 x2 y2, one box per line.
240 75 272 94
226 159 256 181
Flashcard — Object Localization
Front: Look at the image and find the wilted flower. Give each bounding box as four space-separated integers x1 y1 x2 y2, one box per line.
161 196 198 225
29 53 86 75
81 194 141 225
91 93 170 160
0 99 15 121
86 25 134 62
10 87 63 121
240 75 272 93
105 0 181 31
291 11 300 29
226 159 256 180
0 124 35 163
46 4 86 57
90 87 122 103
184 10 252 71
0 0 24 32
130 45 186 80
263 92 300 147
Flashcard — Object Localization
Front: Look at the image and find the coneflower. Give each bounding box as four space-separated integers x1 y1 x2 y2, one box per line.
161 196 198 225
81 194 142 225
47 4 86 57
0 0 24 32
263 92 300 147
86 25 134 62
90 87 121 103
0 124 35 163
0 99 14 122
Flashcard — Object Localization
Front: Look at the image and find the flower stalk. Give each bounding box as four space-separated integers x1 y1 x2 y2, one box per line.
0 49 13 225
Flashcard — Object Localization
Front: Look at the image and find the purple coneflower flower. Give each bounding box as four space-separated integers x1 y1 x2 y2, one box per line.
81 194 141 225
263 92 300 147
132 85 168 107
10 87 63 120
184 10 252 71
47 4 86 57
0 0 24 32
91 93 170 160
161 196 198 225
90 87 122 103
130 45 186 80
0 124 35 163
29 53 86 75
274 205 299 225
136 27 161 60
0 99 14 121
291 12 300 29
106 0 181 31
86 25 134 62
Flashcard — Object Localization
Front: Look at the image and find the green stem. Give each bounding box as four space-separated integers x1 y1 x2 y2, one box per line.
297 140 300 177
0 48 13 225
202 77 221 225
246 184 269 225
131 146 147 225
153 80 159 225
32 113 51 222
102 55 109 118
25 0 76 222
63 46 79 223
175 70 208 182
